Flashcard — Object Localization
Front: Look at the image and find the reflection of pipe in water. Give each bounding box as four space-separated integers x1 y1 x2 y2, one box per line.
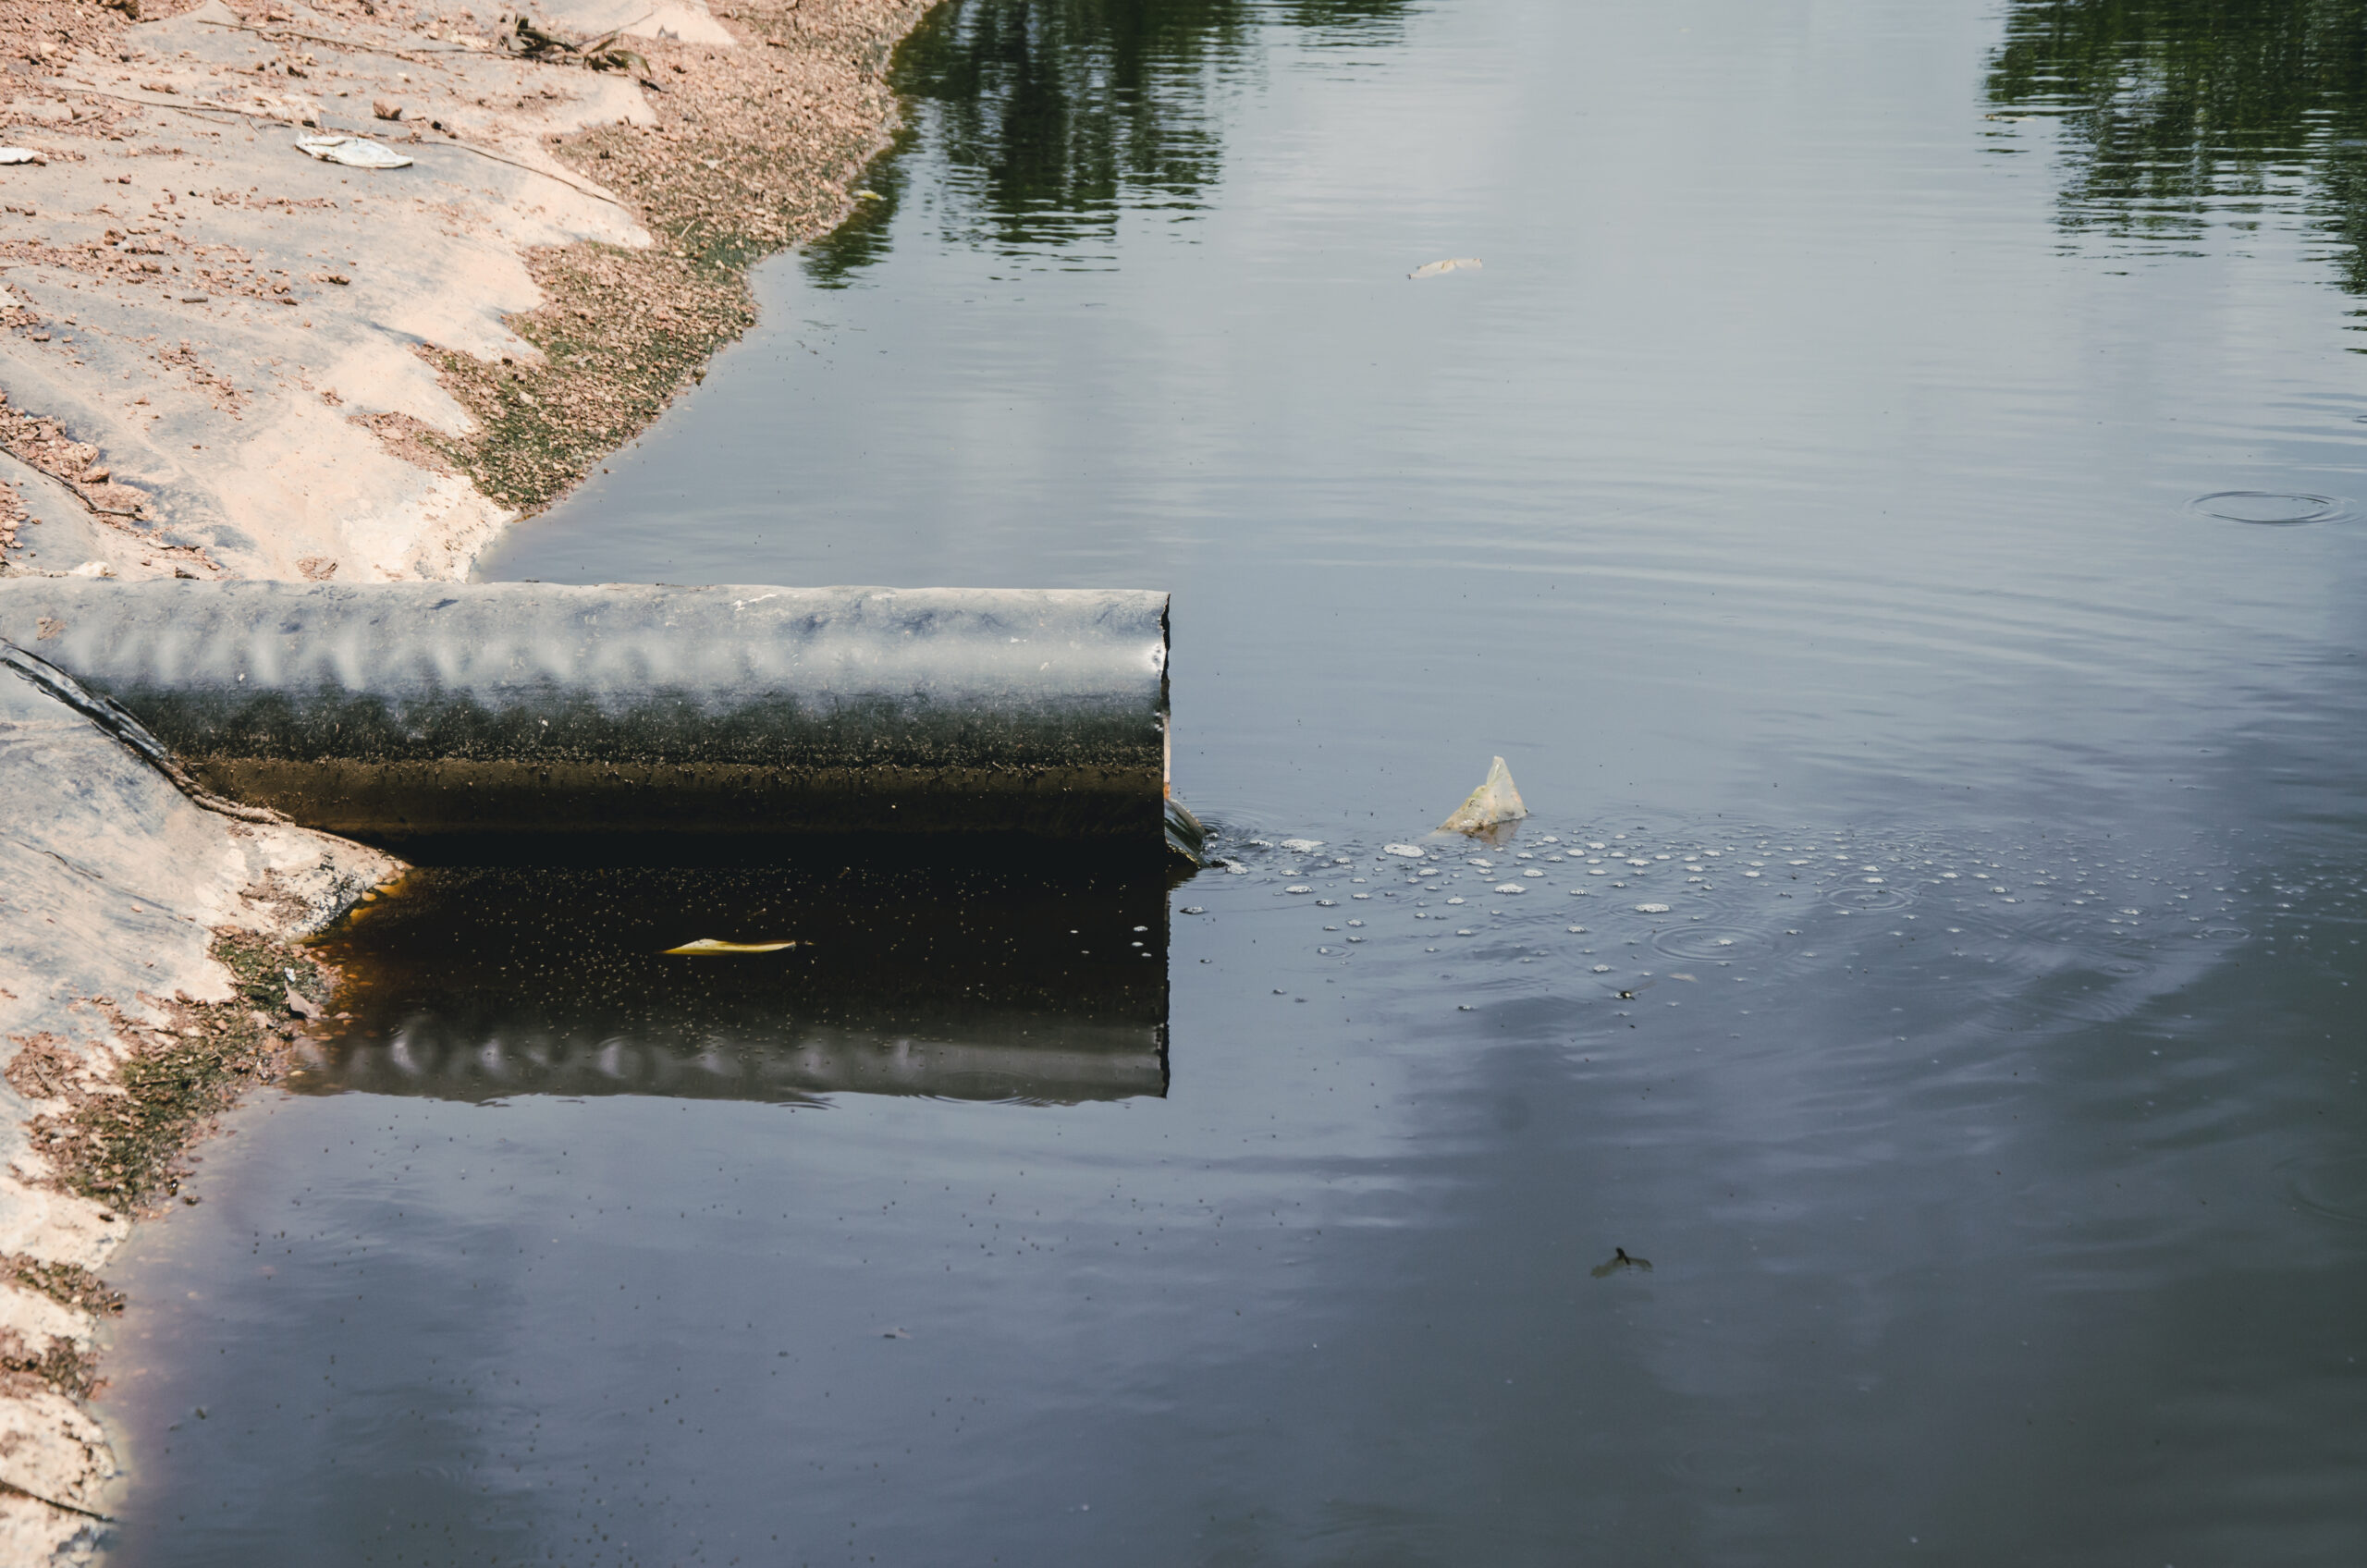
317 1015 1164 1104
0 581 1171 842
296 855 1171 1105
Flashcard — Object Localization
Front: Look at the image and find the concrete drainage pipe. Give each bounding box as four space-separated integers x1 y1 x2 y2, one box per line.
0 581 1186 847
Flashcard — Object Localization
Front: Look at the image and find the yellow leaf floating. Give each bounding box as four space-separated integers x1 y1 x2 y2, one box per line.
663 938 800 956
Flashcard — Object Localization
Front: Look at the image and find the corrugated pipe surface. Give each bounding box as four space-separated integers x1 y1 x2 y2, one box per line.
0 581 1170 840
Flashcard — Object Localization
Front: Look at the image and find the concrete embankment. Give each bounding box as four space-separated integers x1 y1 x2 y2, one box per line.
1 0 925 579
0 654 392 1553
0 0 928 1555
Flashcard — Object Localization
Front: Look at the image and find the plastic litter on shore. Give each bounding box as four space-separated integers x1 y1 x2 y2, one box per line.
1408 257 1482 279
0 148 39 165
294 135 414 169
1438 755 1527 834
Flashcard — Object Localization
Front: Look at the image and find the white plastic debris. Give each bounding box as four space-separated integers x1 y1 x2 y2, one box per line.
1438 755 1527 834
0 148 40 165
67 560 115 579
1409 257 1481 279
1382 843 1426 858
294 135 414 170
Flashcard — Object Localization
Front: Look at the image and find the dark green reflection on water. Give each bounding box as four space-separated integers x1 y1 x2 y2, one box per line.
1988 0 2367 303
807 0 1411 278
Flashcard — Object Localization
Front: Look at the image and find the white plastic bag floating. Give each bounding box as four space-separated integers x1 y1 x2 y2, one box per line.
294 135 414 170
1438 755 1527 834
1409 257 1482 279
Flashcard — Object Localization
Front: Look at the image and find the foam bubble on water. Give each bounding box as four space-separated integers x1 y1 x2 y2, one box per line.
1280 839 1323 852
1383 844 1425 858
1493 883 1526 894
1636 903 1672 913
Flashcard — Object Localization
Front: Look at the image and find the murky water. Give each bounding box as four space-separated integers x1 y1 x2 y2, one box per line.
101 0 2367 1562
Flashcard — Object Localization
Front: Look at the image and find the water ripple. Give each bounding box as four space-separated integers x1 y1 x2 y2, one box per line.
2187 490 2350 526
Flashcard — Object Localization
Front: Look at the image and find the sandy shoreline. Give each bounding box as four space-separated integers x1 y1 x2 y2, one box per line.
0 0 925 1553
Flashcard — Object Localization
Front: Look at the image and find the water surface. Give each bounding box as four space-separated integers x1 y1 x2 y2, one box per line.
102 0 2367 1562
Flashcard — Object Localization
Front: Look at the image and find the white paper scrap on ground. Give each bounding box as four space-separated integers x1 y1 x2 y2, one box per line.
294 135 414 169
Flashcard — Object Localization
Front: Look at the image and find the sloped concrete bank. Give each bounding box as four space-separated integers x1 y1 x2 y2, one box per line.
0 0 930 1555
0 656 393 1559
